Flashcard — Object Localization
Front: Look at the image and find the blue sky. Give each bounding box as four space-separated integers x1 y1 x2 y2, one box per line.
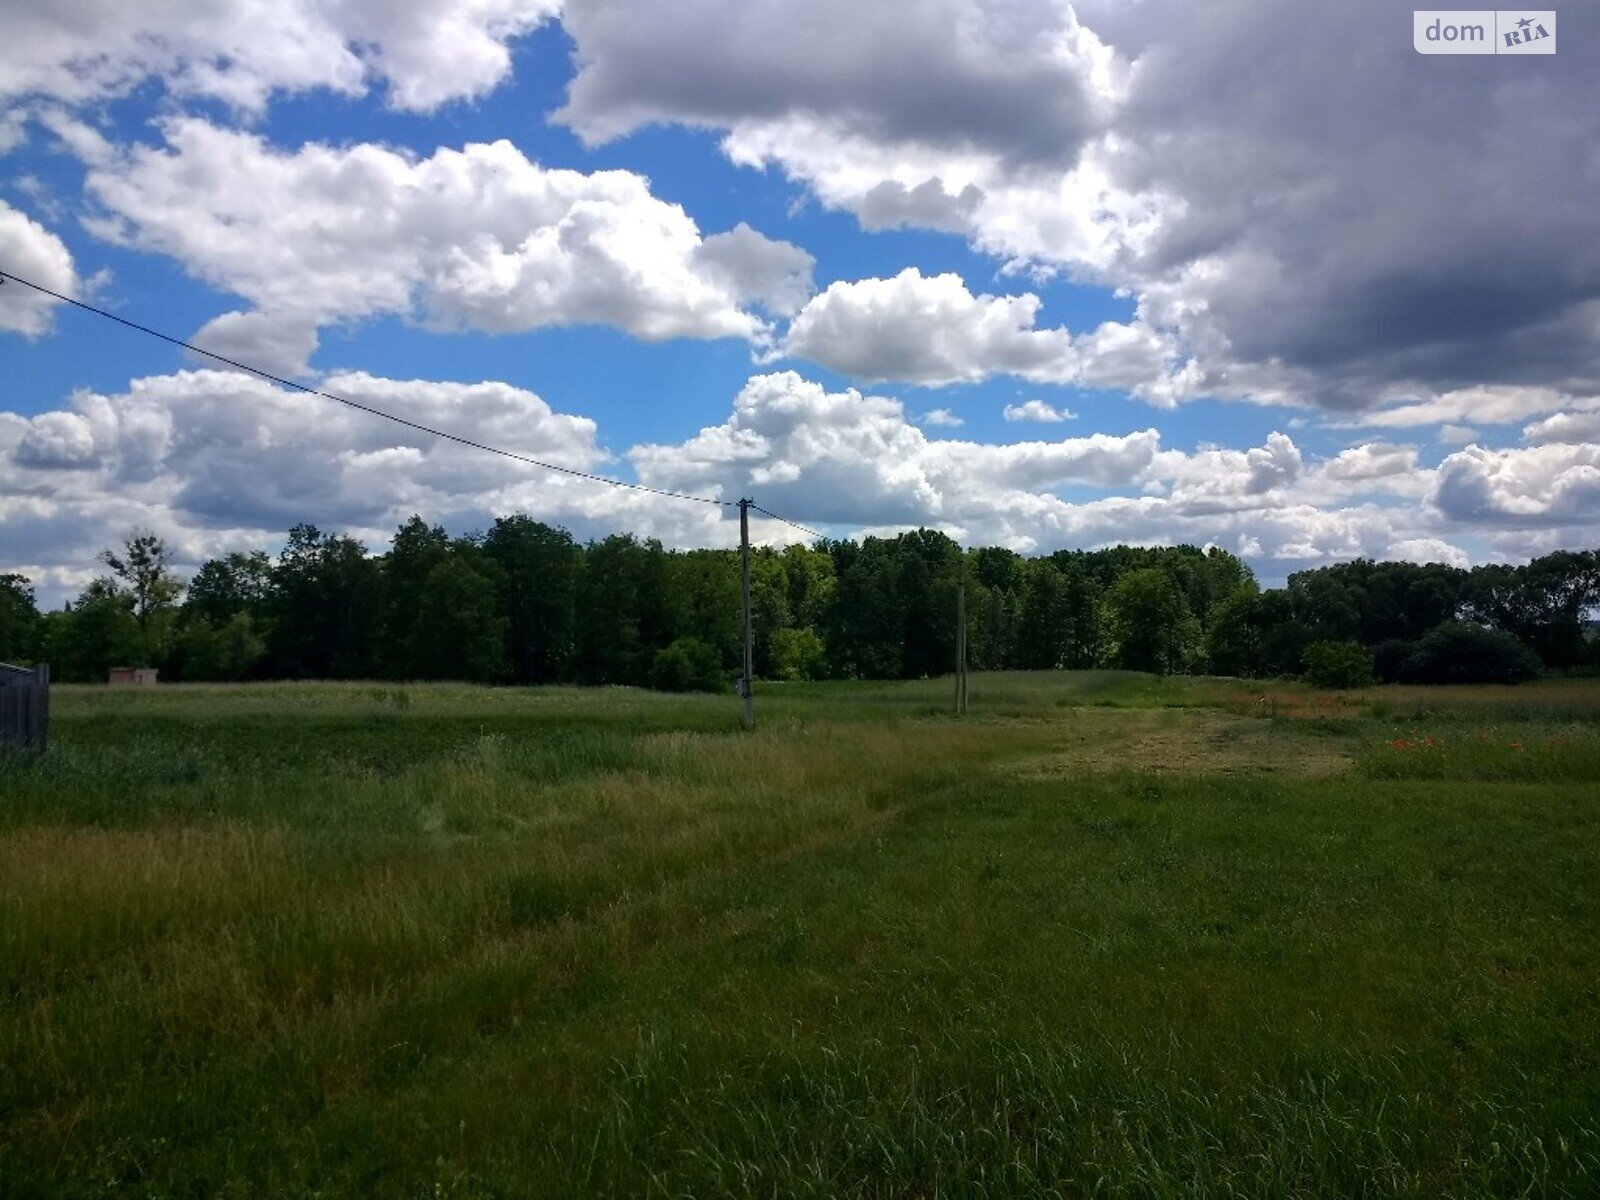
2 1 1596 604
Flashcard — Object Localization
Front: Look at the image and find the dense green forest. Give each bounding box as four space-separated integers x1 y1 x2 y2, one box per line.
2 517 1596 688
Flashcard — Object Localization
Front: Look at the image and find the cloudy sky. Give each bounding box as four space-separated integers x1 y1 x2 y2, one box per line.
2 0 1596 605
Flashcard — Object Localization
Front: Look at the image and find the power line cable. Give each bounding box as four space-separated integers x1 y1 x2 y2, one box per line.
749 503 827 542
0 268 735 508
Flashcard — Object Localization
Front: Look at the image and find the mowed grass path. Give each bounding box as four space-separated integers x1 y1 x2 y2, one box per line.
2 673 1598 1197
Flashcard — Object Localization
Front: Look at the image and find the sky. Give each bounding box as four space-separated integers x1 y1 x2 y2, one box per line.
1 0 1597 607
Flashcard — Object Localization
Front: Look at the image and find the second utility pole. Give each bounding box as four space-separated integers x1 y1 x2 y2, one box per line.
739 497 754 730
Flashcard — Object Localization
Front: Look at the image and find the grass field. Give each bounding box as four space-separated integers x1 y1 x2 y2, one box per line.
2 672 1598 1197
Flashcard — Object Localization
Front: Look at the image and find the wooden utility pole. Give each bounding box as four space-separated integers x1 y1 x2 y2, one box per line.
955 578 968 716
739 498 754 730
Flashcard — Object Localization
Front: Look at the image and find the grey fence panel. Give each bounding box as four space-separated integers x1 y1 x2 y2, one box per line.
0 661 48 752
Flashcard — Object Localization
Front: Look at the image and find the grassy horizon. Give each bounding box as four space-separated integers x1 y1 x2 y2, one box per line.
3 673 1598 1197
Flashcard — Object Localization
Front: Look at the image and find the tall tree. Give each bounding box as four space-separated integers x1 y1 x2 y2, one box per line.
1106 568 1197 675
380 516 453 678
44 579 142 681
1015 559 1070 669
964 547 1020 670
168 551 273 682
674 549 743 672
170 613 267 682
101 531 183 663
1473 550 1600 668
186 552 273 624
413 555 509 682
749 549 793 678
1205 584 1263 677
573 535 653 685
102 532 182 629
0 573 40 664
267 525 383 678
484 515 582 684
1057 560 1105 669
897 529 962 679
781 544 836 625
1254 589 1311 677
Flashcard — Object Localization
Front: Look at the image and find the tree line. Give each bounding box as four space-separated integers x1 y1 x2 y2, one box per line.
1 516 1596 688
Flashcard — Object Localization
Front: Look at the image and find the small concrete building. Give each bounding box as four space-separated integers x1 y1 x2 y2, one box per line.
108 667 159 687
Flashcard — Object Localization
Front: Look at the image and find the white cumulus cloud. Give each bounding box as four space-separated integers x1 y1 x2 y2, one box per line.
1434 443 1600 527
779 268 1185 397
1321 443 1418 483
1004 400 1076 423
1523 411 1600 446
781 269 1076 386
0 0 560 115
77 119 812 362
0 200 81 336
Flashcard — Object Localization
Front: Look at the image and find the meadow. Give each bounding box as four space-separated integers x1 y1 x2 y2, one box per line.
2 672 1598 1198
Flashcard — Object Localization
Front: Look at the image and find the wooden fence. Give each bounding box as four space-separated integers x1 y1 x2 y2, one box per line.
0 661 49 752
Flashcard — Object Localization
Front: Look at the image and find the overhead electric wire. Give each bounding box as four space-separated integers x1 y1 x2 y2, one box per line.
0 267 736 509
3 267 836 539
749 503 827 542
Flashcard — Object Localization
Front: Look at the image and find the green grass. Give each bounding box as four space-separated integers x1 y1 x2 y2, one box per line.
2 673 1598 1197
